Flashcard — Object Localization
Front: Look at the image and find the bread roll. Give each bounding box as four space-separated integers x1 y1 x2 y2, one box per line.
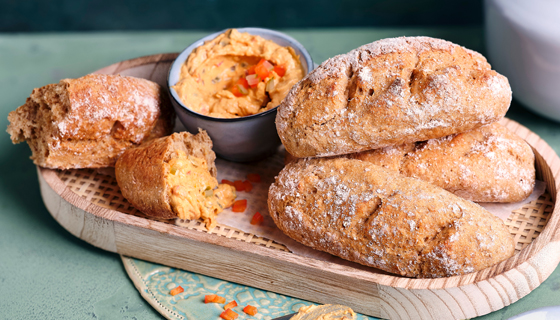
285 123 535 203
268 157 515 278
276 36 511 158
115 131 236 229
7 74 175 169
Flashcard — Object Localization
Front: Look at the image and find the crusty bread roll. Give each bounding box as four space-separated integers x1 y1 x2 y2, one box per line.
115 131 236 229
7 74 175 169
285 123 535 203
351 123 535 203
268 157 515 278
276 36 512 158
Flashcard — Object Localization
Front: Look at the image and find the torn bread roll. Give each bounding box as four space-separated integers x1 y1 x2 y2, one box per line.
115 131 236 229
7 74 175 169
268 157 515 278
276 36 511 158
285 123 535 203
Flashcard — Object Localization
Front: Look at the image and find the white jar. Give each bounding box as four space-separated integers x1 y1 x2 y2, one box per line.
485 0 560 121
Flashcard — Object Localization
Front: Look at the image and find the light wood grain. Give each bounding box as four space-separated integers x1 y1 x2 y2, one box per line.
37 54 560 320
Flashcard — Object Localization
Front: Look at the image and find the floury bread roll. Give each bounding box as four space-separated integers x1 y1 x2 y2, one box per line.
285 123 535 203
115 131 236 229
350 123 535 203
7 74 175 169
268 157 515 278
276 36 512 158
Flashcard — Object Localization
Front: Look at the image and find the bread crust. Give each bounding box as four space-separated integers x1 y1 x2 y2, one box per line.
115 131 217 219
285 123 535 203
354 123 535 202
7 74 175 169
276 36 511 158
268 157 515 278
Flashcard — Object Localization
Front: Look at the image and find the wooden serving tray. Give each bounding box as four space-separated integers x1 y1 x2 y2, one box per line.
38 54 560 320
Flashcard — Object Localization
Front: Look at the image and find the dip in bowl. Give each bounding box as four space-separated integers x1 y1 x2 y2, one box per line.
168 28 313 162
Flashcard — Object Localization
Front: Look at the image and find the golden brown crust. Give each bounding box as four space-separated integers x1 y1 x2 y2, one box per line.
351 123 535 202
276 37 511 158
115 130 217 219
285 123 535 203
6 74 175 169
268 157 515 278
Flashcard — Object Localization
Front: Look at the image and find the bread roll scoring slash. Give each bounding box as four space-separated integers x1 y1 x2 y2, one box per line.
268 157 515 278
276 36 512 158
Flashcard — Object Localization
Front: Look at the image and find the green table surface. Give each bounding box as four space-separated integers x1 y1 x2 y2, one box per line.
1 27 559 320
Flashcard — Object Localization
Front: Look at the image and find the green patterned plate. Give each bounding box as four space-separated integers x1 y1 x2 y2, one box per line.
122 256 378 320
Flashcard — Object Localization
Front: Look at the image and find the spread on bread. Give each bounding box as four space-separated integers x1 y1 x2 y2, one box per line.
173 29 305 118
166 149 236 228
115 131 235 229
268 157 516 278
7 74 175 169
276 36 512 158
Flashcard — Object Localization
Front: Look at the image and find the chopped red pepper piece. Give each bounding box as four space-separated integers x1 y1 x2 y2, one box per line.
220 309 238 320
273 65 286 77
223 300 238 310
204 294 226 303
261 59 274 71
255 59 271 79
232 199 247 212
204 294 217 303
237 84 248 95
169 286 184 296
246 173 261 183
247 65 256 75
221 179 235 186
246 74 260 88
243 305 258 316
243 180 253 192
250 212 264 225
233 180 245 192
230 85 243 97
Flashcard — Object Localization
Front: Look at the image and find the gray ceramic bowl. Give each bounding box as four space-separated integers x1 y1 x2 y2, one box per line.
168 27 313 162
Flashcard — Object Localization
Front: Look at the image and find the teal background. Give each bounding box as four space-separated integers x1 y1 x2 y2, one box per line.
0 0 482 32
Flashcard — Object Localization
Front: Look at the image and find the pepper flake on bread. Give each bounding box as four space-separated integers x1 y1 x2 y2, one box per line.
7 74 175 169
276 36 512 158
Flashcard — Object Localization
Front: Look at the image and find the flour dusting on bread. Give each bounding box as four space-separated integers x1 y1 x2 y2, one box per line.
277 36 512 158
268 157 515 278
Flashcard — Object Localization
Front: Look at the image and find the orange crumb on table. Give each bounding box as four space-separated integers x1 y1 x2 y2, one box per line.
204 294 226 303
243 305 258 316
221 179 234 186
170 286 184 296
247 173 261 183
